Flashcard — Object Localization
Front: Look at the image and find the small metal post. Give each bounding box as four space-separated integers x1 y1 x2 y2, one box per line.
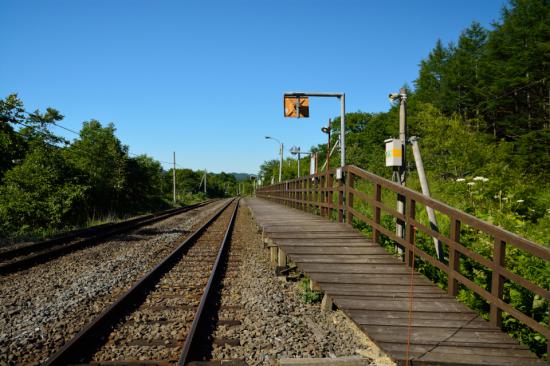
172 152 176 205
279 143 283 183
297 151 301 178
410 137 444 261
340 94 346 168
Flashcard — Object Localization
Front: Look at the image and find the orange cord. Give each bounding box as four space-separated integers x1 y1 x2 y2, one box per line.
404 227 416 366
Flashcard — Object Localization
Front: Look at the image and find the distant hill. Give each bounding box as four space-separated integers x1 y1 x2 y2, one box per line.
231 173 253 181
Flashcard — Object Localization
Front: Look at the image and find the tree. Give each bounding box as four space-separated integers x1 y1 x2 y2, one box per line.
0 143 88 236
0 94 65 179
124 155 165 211
484 0 550 138
66 120 128 215
444 22 489 125
414 40 450 111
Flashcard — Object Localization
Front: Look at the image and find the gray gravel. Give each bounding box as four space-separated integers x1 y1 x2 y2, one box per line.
210 201 374 365
0 200 227 366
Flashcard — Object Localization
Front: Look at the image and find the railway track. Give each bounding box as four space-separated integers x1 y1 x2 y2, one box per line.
43 198 244 366
0 200 216 275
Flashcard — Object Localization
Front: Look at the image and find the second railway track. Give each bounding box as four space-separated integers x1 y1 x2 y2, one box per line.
44 198 243 365
0 200 215 275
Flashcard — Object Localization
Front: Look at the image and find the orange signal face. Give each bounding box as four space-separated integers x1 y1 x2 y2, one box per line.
284 96 309 118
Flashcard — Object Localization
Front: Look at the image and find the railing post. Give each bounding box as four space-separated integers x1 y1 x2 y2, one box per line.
490 238 506 328
338 179 344 223
302 177 305 211
448 218 461 296
346 172 354 225
405 198 416 267
320 175 326 217
327 172 334 218
373 184 382 244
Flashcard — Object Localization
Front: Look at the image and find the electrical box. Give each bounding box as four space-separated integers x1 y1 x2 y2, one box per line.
385 139 403 166
310 153 317 175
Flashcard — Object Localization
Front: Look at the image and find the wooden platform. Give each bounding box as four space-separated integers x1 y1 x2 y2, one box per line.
245 198 545 366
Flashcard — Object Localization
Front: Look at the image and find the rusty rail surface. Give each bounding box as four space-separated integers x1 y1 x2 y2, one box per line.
256 165 550 355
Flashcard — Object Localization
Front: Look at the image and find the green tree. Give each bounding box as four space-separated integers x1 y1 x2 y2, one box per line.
124 155 165 211
66 120 128 215
484 0 550 138
0 94 65 179
0 143 88 236
414 40 450 111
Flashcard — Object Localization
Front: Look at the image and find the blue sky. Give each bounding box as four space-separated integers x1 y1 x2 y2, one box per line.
1 0 507 174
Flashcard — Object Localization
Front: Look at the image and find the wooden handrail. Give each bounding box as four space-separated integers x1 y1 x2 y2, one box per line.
257 164 550 353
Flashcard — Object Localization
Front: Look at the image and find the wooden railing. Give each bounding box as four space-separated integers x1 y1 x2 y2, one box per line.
257 165 550 355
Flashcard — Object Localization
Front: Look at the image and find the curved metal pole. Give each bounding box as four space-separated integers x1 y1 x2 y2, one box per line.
265 136 283 183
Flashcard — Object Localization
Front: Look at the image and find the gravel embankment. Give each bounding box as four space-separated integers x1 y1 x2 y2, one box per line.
0 200 227 366
210 201 384 365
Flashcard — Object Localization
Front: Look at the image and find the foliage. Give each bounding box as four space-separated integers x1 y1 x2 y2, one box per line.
0 143 88 237
298 277 322 304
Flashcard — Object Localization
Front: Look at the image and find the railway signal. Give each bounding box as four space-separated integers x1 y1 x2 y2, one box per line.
283 92 346 169
284 96 309 118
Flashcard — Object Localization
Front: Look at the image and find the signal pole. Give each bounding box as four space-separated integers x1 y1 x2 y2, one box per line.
173 152 176 205
397 88 407 244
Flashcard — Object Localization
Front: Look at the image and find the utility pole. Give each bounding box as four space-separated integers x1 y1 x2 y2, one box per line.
204 170 207 194
172 152 176 205
297 153 301 178
279 143 284 182
389 88 407 256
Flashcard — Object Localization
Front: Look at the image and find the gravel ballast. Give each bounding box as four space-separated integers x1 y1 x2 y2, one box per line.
0 200 227 365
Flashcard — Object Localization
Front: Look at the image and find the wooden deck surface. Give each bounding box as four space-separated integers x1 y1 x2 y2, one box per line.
245 198 545 366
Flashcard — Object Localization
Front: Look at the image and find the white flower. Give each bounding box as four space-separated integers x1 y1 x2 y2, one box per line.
467 182 476 186
481 177 489 182
494 195 499 199
516 199 524 203
473 176 485 181
456 178 466 182
503 197 509 201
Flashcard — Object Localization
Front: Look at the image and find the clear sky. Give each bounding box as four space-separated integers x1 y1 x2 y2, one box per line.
1 0 507 174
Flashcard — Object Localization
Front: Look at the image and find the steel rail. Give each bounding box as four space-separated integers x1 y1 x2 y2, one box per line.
42 198 235 366
0 200 217 275
178 198 239 365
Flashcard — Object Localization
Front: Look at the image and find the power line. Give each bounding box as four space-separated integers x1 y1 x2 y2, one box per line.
5 113 186 168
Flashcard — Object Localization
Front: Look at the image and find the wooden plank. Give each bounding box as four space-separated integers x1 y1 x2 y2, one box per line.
268 233 364 239
307 272 432 285
263 226 353 232
418 351 544 366
321 283 448 295
425 345 539 358
346 309 479 321
335 297 475 313
277 241 376 247
299 262 415 274
276 239 375 246
289 254 397 264
349 313 490 329
359 324 458 343
282 246 389 255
